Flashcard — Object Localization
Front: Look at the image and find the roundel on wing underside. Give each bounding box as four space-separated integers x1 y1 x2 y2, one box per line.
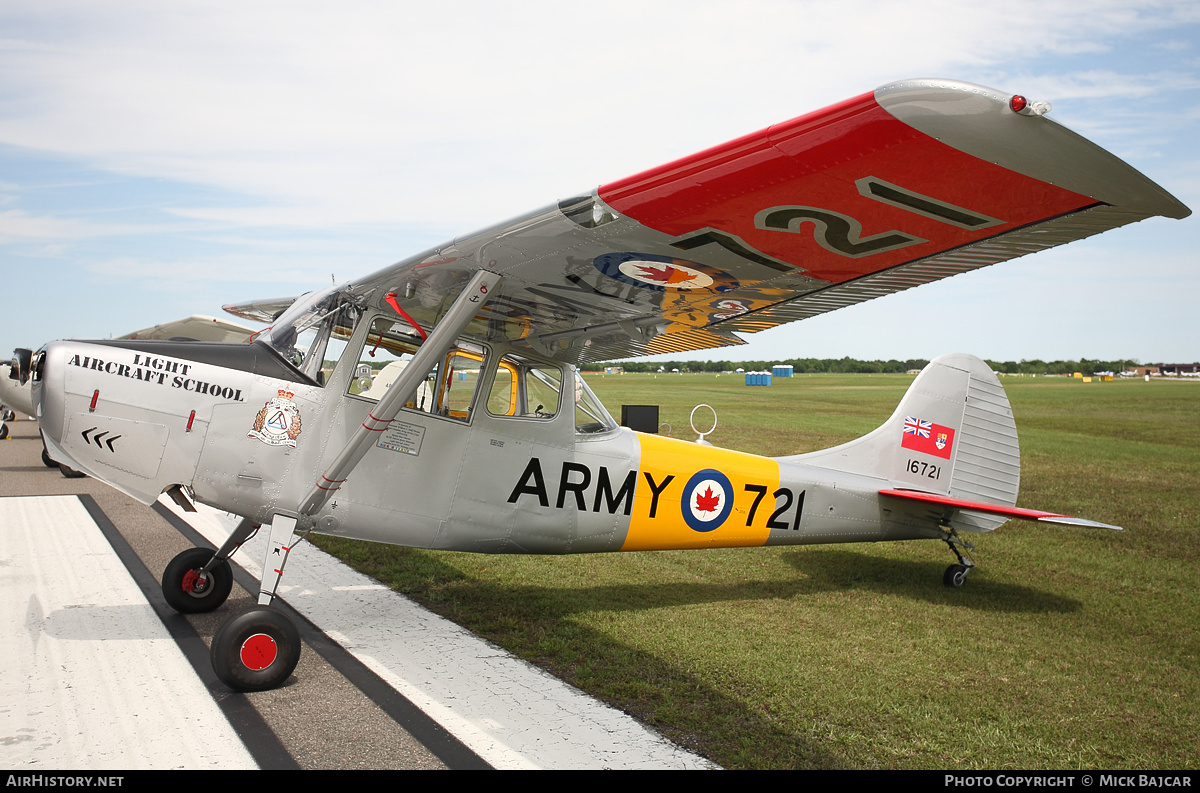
680 469 735 533
593 253 740 293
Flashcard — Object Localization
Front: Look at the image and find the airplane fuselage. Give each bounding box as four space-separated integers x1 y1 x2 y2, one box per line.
36 336 938 556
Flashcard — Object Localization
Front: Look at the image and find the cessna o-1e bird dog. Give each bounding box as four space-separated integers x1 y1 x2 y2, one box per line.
19 79 1189 692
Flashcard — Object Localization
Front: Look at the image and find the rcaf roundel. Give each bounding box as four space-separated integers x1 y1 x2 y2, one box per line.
593 252 740 293
680 469 734 532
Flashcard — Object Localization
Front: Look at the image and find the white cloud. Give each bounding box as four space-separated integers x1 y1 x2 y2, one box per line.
0 0 1195 353
1 0 1196 226
0 209 157 242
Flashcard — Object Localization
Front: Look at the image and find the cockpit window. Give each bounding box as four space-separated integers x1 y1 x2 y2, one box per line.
258 286 362 384
483 356 615 433
348 316 486 422
486 353 561 420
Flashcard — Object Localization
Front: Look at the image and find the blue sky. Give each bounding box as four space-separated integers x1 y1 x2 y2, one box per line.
2 1 1197 363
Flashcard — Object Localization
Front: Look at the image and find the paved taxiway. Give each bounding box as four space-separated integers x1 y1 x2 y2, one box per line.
1 418 713 770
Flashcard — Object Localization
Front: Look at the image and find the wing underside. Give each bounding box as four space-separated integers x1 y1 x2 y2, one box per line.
236 79 1189 364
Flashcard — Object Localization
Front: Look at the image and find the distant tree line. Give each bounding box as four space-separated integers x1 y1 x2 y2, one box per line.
597 357 929 374
984 359 1145 375
595 358 1150 376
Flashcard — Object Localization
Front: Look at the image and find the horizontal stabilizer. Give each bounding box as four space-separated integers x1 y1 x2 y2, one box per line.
880 489 1122 530
222 296 302 324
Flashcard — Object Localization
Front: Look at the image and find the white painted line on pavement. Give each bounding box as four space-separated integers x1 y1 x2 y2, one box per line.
0 495 256 770
168 499 714 770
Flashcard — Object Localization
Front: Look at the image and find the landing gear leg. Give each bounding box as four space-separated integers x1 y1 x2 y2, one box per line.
939 522 975 588
209 516 260 566
254 514 300 606
211 514 303 692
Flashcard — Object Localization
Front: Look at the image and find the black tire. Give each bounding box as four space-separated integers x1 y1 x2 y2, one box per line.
60 464 87 478
40 431 59 468
0 422 8 441
162 548 234 613
943 564 969 588
211 607 301 692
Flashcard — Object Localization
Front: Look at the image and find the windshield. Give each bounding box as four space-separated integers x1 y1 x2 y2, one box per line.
258 286 363 381
574 370 617 434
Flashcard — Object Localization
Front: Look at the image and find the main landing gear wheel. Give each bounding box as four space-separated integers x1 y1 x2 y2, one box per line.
162 547 233 613
211 607 301 692
943 563 970 588
59 464 86 478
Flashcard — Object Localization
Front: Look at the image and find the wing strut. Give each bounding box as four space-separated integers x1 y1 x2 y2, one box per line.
297 269 502 515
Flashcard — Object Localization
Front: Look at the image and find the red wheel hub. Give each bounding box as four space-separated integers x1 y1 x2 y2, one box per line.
240 633 278 670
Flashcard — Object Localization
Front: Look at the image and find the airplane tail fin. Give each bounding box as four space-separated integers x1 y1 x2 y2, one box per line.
781 353 1019 532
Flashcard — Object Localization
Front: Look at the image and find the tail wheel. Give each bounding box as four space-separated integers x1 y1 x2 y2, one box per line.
162 547 233 613
211 607 301 692
943 564 969 588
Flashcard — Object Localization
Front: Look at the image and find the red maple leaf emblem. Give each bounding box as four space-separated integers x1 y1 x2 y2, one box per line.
695 486 721 513
636 264 697 285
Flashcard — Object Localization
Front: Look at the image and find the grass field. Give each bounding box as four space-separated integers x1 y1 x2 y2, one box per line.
315 372 1200 769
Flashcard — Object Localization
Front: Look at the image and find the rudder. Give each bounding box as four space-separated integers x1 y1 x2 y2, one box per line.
781 353 1019 531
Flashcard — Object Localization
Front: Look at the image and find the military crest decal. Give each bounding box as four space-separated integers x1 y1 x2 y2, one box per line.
249 389 303 448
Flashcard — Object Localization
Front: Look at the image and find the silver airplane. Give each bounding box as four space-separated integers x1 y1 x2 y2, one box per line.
22 79 1189 692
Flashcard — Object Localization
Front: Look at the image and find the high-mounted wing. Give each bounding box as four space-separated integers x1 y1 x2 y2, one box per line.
241 79 1190 364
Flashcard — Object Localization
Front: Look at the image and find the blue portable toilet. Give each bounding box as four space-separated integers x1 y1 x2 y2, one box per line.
773 364 793 377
